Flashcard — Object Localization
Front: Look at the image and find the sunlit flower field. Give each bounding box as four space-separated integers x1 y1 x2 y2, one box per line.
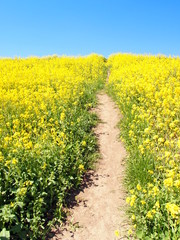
107 54 180 239
1 53 180 239
0 55 107 239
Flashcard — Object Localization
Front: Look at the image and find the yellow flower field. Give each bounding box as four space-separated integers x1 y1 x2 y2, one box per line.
1 53 180 239
107 54 180 239
0 55 106 239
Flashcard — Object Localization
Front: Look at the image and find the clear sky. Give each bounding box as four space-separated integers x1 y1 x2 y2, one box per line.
0 0 180 58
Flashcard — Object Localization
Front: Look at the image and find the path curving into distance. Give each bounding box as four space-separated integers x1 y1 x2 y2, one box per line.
50 90 130 240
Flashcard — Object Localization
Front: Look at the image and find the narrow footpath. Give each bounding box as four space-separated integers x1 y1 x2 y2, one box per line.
50 92 130 240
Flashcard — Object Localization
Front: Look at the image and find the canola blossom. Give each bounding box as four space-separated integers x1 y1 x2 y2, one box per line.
0 55 106 238
107 54 180 239
1 53 180 239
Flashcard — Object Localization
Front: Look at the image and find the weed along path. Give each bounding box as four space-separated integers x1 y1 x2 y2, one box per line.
50 92 129 240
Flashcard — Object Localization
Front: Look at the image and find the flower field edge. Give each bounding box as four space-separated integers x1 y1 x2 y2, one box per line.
106 54 180 239
0 55 107 239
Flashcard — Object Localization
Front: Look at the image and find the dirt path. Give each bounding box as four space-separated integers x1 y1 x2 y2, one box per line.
49 92 130 240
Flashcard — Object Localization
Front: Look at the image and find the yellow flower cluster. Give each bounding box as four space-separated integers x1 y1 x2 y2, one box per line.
107 54 180 238
166 202 180 219
0 54 105 164
0 54 106 238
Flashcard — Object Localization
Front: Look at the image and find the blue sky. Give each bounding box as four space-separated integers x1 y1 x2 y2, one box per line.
0 0 180 58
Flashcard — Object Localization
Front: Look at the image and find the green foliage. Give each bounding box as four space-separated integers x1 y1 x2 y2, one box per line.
107 54 180 239
0 56 107 239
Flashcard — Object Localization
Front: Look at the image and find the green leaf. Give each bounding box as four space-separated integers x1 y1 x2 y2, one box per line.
144 237 151 240
136 230 143 239
0 228 10 240
16 202 24 208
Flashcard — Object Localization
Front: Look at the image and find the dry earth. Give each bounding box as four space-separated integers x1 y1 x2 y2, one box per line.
49 92 130 240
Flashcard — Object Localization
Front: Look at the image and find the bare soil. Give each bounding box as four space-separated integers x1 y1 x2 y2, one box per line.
49 92 130 240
